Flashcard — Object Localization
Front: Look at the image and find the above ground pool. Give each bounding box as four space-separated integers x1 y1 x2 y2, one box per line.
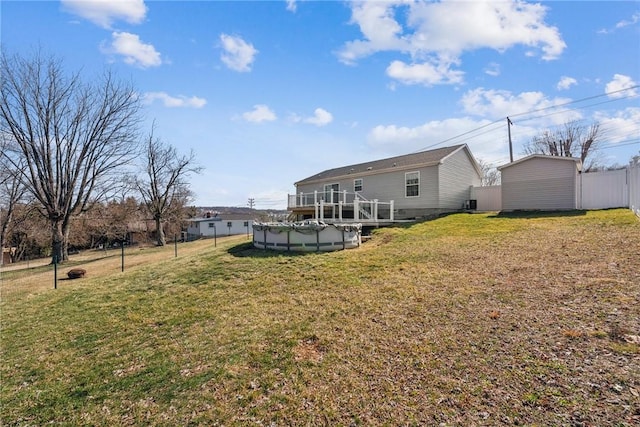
252 221 362 252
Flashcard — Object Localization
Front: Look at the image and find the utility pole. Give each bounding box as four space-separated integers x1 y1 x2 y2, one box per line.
248 198 255 209
507 116 514 163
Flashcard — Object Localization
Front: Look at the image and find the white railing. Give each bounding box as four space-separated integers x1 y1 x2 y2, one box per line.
288 190 394 222
288 190 370 208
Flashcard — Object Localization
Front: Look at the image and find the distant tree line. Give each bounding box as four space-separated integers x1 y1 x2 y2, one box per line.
0 197 198 264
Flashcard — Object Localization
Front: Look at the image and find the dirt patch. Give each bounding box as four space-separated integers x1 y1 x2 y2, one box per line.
293 335 325 363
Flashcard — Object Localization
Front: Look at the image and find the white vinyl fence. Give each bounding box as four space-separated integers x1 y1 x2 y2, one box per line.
471 162 640 216
470 185 502 211
630 161 640 217
580 169 628 209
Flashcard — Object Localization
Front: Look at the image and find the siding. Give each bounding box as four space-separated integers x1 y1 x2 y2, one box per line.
187 219 252 237
296 165 440 210
439 149 482 209
501 157 578 210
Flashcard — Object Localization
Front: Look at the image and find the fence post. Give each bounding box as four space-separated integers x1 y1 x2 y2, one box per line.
121 240 125 272
174 234 178 258
53 255 58 289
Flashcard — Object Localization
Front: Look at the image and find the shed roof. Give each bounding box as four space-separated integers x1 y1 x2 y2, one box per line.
295 144 474 185
497 154 582 171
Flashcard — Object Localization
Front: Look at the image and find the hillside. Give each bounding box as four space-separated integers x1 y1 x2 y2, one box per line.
1 210 639 425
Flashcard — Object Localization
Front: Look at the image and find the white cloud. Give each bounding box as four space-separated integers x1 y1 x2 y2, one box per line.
219 34 258 72
367 117 512 164
62 0 147 29
369 117 487 145
304 108 334 126
386 59 464 86
242 105 277 123
286 0 297 13
338 0 566 86
484 62 501 77
461 87 581 125
605 74 638 98
616 11 640 29
102 31 162 68
289 108 334 126
142 92 206 108
594 107 640 145
338 1 410 65
557 76 577 91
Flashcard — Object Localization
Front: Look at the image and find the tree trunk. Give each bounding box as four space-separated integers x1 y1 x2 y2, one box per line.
62 218 71 262
155 217 166 246
51 219 64 264
0 210 11 265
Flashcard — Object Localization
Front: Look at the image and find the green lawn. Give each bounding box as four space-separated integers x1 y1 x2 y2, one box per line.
2 210 639 425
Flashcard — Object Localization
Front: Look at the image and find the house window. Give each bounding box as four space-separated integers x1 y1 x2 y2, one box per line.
354 178 363 192
243 221 249 227
227 222 232 228
405 171 420 197
208 222 215 228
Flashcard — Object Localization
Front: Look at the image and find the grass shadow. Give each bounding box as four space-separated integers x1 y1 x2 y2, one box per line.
488 210 587 219
227 241 325 258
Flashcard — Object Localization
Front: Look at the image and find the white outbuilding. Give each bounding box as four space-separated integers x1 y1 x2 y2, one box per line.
186 213 253 239
497 155 582 211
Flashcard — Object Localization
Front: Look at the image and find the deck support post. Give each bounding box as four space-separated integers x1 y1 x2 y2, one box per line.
353 198 359 221
373 199 379 222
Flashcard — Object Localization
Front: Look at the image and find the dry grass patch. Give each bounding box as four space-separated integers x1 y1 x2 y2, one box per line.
1 209 639 426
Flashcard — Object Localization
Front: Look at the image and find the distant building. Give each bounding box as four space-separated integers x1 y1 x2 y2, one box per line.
186 211 253 238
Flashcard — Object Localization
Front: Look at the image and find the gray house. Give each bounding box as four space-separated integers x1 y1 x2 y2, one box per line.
288 144 482 222
497 155 582 211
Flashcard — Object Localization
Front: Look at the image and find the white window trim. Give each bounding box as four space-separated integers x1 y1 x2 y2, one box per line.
405 171 420 198
354 178 363 192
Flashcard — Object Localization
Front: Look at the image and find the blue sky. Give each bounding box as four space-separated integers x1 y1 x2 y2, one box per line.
2 0 639 209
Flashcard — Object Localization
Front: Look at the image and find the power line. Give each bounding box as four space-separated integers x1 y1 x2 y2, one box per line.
411 85 639 152
514 93 639 125
508 85 639 121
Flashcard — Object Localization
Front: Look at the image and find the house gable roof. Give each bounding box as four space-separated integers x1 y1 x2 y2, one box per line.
295 144 474 185
497 154 583 172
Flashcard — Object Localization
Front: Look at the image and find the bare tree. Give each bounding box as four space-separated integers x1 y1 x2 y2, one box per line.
477 158 501 186
0 153 27 263
136 132 202 246
522 120 602 171
0 50 142 263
